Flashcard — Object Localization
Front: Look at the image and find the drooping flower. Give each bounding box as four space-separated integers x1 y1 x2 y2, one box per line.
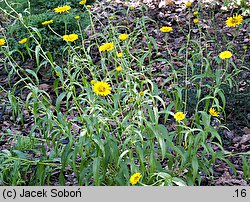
0 38 6 46
62 34 78 42
226 14 243 27
116 52 123 57
19 38 28 44
193 18 199 24
42 20 53 25
93 81 112 96
130 173 142 185
193 11 198 15
219 51 232 59
118 34 129 41
174 112 185 121
79 0 87 5
209 108 219 117
75 15 80 20
185 1 192 7
160 26 173 33
116 66 122 71
99 42 114 52
54 5 71 13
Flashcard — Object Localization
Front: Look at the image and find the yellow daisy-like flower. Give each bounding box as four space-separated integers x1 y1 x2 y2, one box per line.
117 52 123 57
99 42 114 52
93 81 112 96
19 38 28 44
193 18 199 24
139 91 144 96
129 97 134 103
130 6 135 10
79 0 87 5
174 112 185 121
160 26 173 33
209 108 219 117
116 66 122 71
0 38 6 46
54 5 71 14
130 173 142 185
193 11 198 15
219 51 232 59
75 15 80 20
226 14 243 27
118 34 129 41
185 1 192 7
42 20 53 25
62 34 78 42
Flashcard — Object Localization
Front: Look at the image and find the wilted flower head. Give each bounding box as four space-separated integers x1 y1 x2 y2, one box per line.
75 15 80 20
243 46 248 50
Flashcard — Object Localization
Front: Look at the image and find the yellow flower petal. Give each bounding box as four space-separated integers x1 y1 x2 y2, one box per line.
93 81 112 96
19 38 28 44
209 108 220 117
0 38 6 46
226 14 243 27
54 5 71 13
42 20 53 25
219 51 232 59
174 112 185 121
118 34 129 41
62 34 78 42
130 173 142 185
99 42 114 52
79 0 87 5
160 26 173 33
116 66 122 71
